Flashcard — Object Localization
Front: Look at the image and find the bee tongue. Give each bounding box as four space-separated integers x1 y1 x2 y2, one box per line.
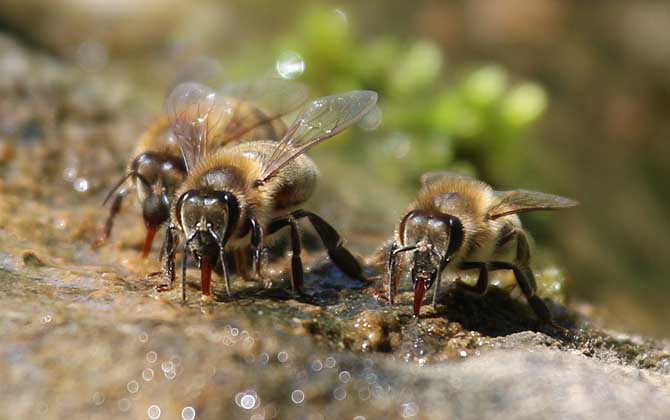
413 278 426 316
200 257 212 297
142 224 158 258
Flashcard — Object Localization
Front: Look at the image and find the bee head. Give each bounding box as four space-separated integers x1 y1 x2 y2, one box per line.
398 211 464 316
175 189 240 264
130 152 186 256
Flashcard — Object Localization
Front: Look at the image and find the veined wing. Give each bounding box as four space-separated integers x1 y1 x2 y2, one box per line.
420 171 476 187
257 90 378 182
488 189 579 219
165 82 225 171
218 77 309 143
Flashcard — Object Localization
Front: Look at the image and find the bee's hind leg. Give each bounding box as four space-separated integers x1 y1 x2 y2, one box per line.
456 262 489 295
290 210 365 282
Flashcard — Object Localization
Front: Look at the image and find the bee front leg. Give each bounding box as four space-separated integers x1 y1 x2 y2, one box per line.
151 224 177 292
92 188 128 248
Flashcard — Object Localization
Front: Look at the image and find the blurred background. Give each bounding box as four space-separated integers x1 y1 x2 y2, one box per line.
1 0 668 336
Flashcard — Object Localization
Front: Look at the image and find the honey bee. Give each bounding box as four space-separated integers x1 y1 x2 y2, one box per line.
157 86 378 300
387 171 578 322
93 78 308 258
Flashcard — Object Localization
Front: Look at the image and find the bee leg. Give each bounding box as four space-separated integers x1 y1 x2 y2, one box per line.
154 224 177 292
387 242 398 305
291 210 365 281
92 188 128 248
488 261 553 324
431 273 443 309
249 217 265 283
267 217 303 293
233 249 252 282
456 262 489 295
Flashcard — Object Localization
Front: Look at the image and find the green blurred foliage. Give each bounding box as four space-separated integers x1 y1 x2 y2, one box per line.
269 7 547 186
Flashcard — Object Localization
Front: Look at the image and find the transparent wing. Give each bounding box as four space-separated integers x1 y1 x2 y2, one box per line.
420 171 476 187
165 82 222 171
488 190 579 219
217 77 309 143
258 90 378 181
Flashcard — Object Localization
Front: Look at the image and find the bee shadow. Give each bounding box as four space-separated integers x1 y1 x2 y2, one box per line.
434 286 577 340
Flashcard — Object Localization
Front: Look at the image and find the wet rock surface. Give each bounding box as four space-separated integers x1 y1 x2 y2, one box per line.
1 34 670 419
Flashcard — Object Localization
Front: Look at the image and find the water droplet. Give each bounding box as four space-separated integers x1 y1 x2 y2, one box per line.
181 406 196 420
63 167 77 182
338 371 351 383
165 369 177 380
147 404 161 419
74 178 89 193
276 52 305 79
146 351 158 363
241 394 256 409
139 332 149 343
118 398 131 412
325 356 337 368
92 391 105 406
333 387 347 401
41 314 52 324
161 361 175 373
127 380 140 394
459 350 468 358
291 389 305 404
142 368 154 381
277 351 289 363
311 360 323 372
400 402 418 418
358 106 383 131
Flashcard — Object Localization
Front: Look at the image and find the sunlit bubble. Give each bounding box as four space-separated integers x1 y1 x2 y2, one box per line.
338 371 351 383
333 387 347 401
358 106 383 131
127 380 140 394
459 350 468 358
118 398 131 412
147 404 162 419
161 361 175 373
385 134 411 159
291 389 305 404
358 386 371 401
365 372 377 384
92 391 105 406
181 406 196 420
77 40 108 72
277 351 289 363
146 351 158 363
332 8 348 25
276 52 305 79
325 356 337 369
63 167 77 182
37 402 48 414
142 368 154 381
41 314 52 324
311 360 323 372
239 394 256 410
251 414 265 420
74 178 89 193
400 402 418 418
139 332 149 343
354 416 366 420
230 327 239 336
259 353 270 364
165 369 177 380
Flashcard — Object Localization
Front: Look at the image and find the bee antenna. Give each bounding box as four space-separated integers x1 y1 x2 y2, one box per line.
102 172 134 205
